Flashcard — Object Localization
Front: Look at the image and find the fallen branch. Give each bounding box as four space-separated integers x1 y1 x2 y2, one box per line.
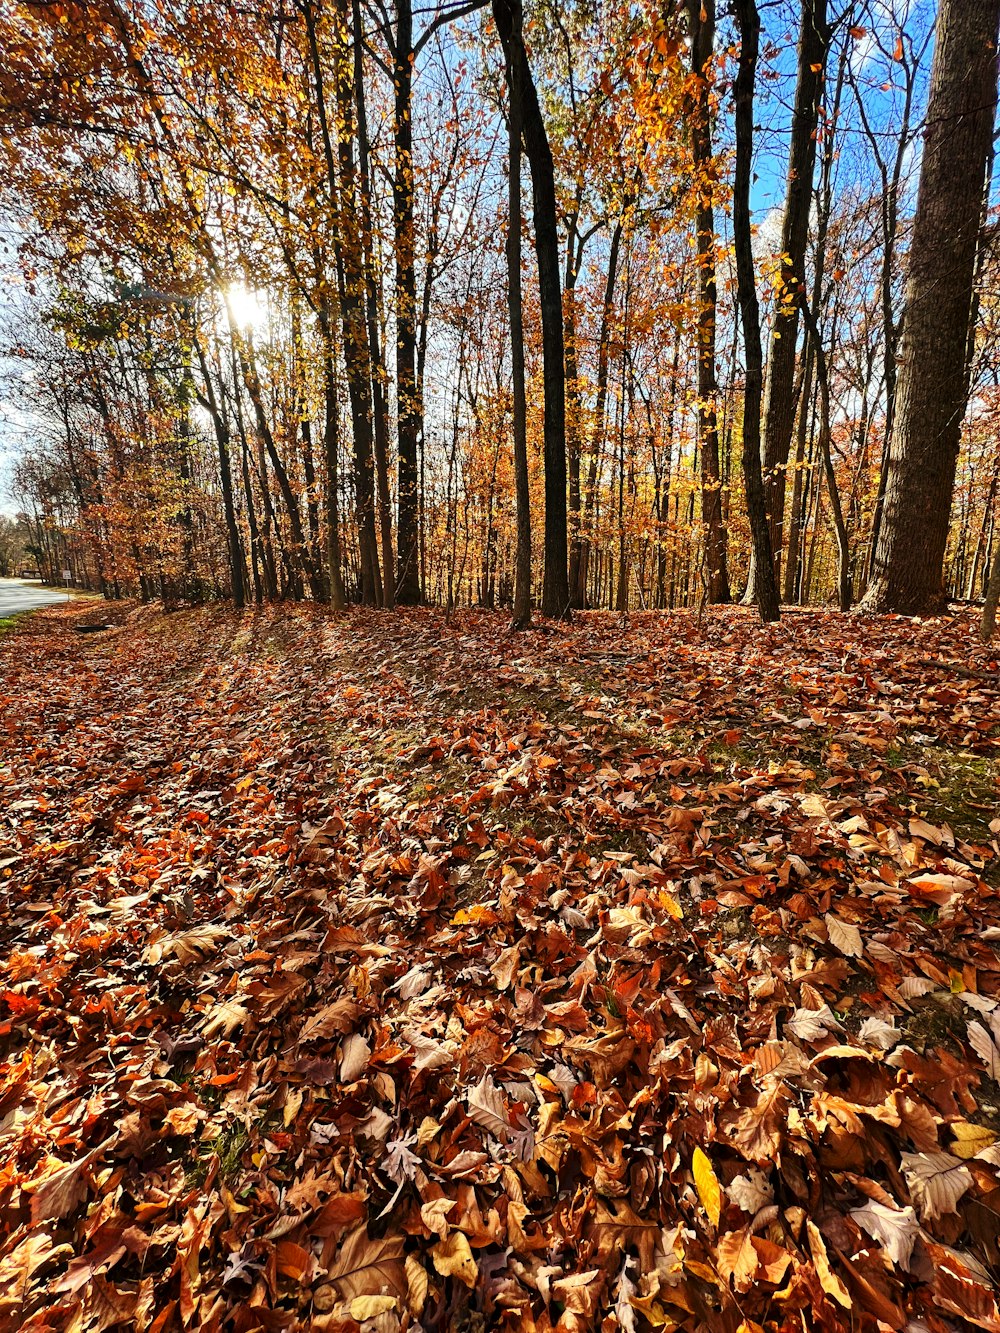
914 657 1000 683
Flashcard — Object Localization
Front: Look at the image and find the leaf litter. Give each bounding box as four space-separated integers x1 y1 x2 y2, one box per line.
1 600 1000 1331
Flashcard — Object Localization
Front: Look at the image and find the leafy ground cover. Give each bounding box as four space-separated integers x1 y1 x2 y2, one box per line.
2 600 1000 1332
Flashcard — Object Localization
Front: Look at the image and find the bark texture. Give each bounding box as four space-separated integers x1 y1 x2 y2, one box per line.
862 0 1000 615
685 0 730 604
493 0 570 620
733 0 780 623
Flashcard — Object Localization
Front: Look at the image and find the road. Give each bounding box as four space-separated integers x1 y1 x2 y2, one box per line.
0 579 70 619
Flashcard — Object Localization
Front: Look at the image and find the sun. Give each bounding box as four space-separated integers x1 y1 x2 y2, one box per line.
224 282 266 331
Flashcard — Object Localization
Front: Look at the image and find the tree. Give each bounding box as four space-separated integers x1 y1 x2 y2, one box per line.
685 0 730 605
503 18 532 630
744 0 829 603
492 0 570 620
861 0 1000 615
732 0 780 623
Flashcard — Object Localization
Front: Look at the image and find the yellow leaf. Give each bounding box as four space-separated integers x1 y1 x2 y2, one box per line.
807 1220 851 1309
432 1232 478 1288
405 1255 428 1316
692 1146 722 1228
656 889 683 919
451 905 499 926
951 1121 998 1159
420 1197 456 1239
348 1295 399 1319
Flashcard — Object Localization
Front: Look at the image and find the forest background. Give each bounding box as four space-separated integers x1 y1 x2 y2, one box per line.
1 0 997 627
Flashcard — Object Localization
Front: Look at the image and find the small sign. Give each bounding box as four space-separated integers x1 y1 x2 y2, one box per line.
62 569 72 581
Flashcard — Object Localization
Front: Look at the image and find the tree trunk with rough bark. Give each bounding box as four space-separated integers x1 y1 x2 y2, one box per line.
862 0 1000 615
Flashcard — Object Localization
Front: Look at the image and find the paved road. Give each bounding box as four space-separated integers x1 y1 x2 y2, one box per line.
0 579 70 618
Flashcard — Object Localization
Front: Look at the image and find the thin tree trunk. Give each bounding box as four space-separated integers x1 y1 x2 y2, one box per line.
982 538 1000 641
352 0 395 608
493 0 570 619
193 333 246 608
733 0 780 622
686 0 730 604
391 0 421 605
303 0 381 605
505 40 531 630
745 0 829 602
575 218 623 608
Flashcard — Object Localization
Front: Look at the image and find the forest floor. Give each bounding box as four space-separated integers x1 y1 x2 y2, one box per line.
2 599 1000 1333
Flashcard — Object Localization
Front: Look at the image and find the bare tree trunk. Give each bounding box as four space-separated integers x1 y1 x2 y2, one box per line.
193 333 245 608
982 539 1000 641
306 0 381 604
733 0 780 622
350 0 395 608
744 0 828 603
575 218 623 608
493 0 570 619
504 37 531 630
686 0 730 604
862 0 1000 614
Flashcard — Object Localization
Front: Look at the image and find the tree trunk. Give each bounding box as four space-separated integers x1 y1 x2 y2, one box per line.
193 333 245 608
575 218 623 609
686 0 730 604
351 0 395 608
982 538 1000 641
862 0 1000 614
733 0 779 622
493 0 570 620
392 0 422 605
504 36 531 630
744 0 829 603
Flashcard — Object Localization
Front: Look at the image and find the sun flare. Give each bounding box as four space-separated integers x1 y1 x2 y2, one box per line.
224 282 265 331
